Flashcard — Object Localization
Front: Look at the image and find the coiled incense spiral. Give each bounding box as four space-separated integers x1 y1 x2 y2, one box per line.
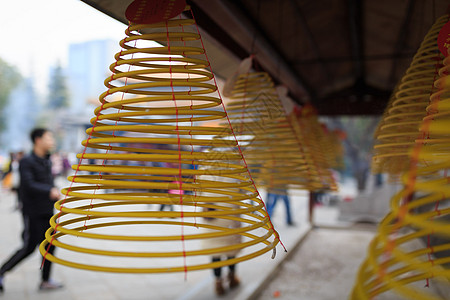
225 71 323 190
351 23 450 299
39 9 280 273
293 105 339 191
373 15 448 175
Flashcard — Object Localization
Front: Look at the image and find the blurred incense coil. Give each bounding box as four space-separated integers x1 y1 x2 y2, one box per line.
351 18 450 299
39 9 280 274
292 105 339 191
372 15 448 175
224 69 333 191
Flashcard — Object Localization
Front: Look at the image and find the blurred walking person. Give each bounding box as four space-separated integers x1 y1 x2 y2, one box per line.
0 128 63 293
203 205 241 296
266 185 295 226
10 151 24 210
200 168 242 296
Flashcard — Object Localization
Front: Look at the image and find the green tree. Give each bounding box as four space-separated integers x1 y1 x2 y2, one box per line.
0 58 22 132
48 62 69 109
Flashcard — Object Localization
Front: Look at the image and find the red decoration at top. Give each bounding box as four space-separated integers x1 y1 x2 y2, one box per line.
125 0 187 24
437 20 450 57
295 103 318 117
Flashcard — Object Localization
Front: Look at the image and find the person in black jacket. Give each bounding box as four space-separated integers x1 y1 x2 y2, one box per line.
0 128 63 292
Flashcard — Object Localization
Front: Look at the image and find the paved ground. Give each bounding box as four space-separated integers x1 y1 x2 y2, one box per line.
4 182 444 300
258 226 376 300
0 186 312 300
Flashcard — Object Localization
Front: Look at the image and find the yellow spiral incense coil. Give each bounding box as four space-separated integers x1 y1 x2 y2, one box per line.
372 15 448 176
372 85 398 174
373 85 398 141
224 71 323 190
39 11 280 273
293 105 338 191
327 129 345 170
351 28 450 299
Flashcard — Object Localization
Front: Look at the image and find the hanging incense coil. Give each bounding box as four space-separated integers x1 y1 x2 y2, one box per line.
327 129 345 170
292 105 339 191
224 70 326 190
39 10 280 273
226 72 309 189
372 15 448 176
351 24 450 299
372 85 398 174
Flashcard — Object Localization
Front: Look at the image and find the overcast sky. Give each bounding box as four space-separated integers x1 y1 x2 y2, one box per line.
0 0 127 94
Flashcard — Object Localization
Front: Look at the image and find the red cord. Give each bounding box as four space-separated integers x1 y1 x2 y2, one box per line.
376 21 447 284
42 24 135 269
165 20 188 279
189 9 286 252
180 14 198 228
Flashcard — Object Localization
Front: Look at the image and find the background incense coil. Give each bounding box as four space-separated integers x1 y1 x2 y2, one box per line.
326 129 345 171
225 72 310 189
372 15 448 176
224 70 328 190
292 105 340 191
39 12 280 273
351 31 450 300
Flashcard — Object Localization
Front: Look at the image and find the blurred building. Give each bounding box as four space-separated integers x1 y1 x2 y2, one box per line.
55 39 119 152
1 78 39 152
67 39 118 114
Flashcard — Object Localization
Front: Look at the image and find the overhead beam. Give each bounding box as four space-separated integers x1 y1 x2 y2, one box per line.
316 82 391 116
185 4 248 60
388 0 416 85
348 0 365 82
190 0 315 104
81 0 131 24
315 95 389 115
292 52 416 65
288 0 331 82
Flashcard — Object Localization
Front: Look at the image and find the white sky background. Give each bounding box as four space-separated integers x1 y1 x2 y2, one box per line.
0 0 128 95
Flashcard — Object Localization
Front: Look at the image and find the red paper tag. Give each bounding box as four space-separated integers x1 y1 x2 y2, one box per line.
437 20 450 57
298 104 317 117
125 0 186 24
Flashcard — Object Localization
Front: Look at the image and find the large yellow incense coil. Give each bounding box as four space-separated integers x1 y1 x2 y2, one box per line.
372 15 448 175
39 9 280 273
224 70 323 190
351 30 450 299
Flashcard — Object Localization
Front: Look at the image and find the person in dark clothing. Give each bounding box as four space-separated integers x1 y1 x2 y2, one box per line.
0 128 63 293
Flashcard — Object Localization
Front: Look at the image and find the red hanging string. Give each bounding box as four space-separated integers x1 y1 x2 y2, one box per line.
189 8 286 252
180 13 198 228
165 20 188 279
376 22 447 286
80 27 139 232
42 24 135 269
